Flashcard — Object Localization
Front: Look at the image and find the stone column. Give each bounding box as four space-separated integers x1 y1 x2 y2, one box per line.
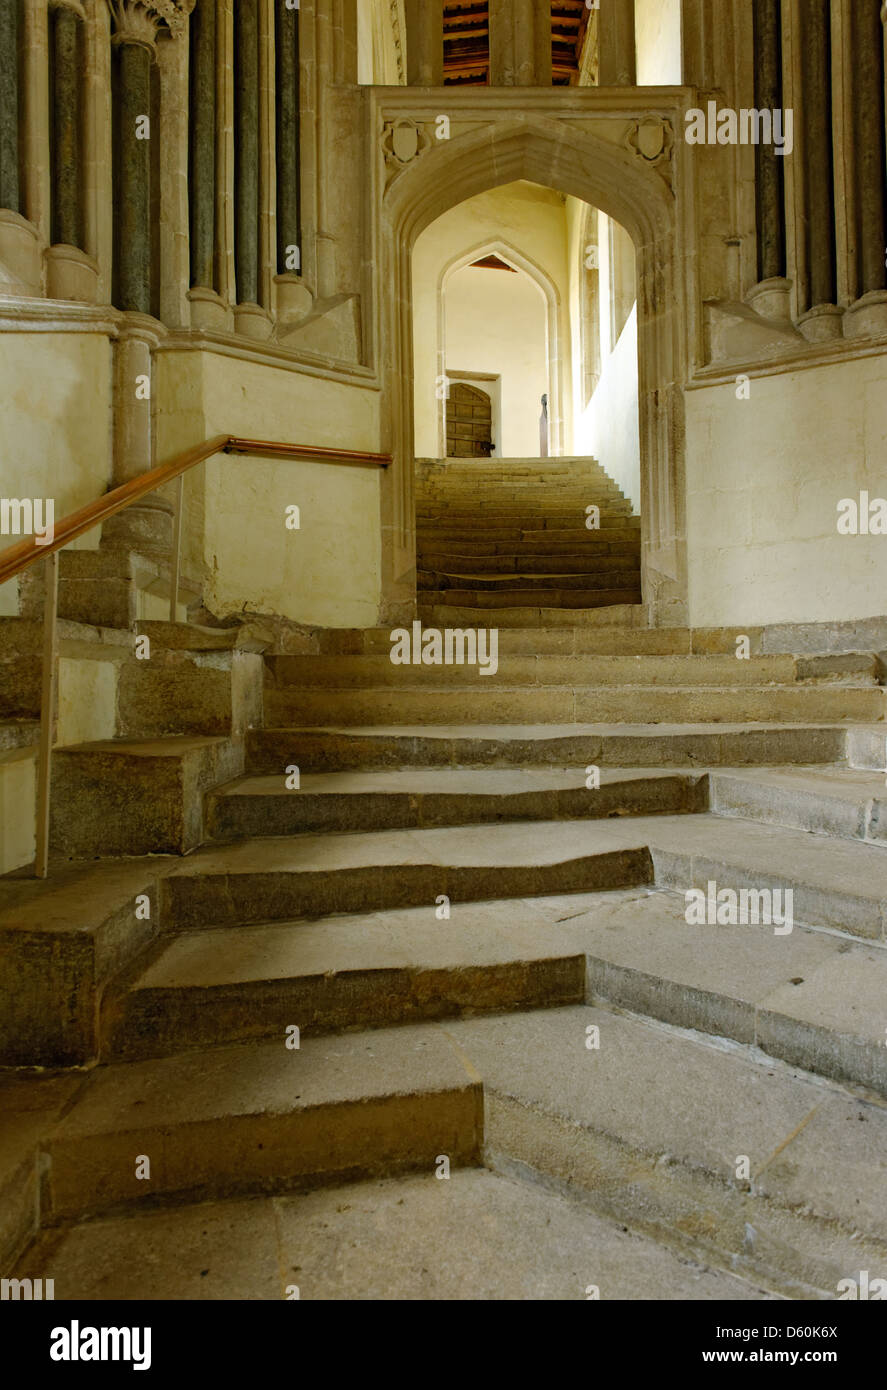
843 0 887 336
752 0 785 285
598 0 635 87
490 0 551 86
115 39 152 313
50 6 84 248
404 0 442 86
233 0 270 335
189 0 216 291
0 0 21 214
796 0 841 339
274 0 310 322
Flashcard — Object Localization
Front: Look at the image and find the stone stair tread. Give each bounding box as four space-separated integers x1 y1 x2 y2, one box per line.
166 817 656 876
52 1024 477 1140
128 896 590 990
135 620 269 653
15 1167 769 1301
258 720 848 739
165 811 887 901
446 1003 887 1250
56 733 237 757
213 766 695 798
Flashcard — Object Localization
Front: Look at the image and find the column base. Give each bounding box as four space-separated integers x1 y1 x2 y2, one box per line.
0 210 42 295
843 290 887 339
274 273 313 325
188 286 229 332
233 302 273 340
797 303 845 343
746 276 793 323
101 492 174 556
45 244 100 304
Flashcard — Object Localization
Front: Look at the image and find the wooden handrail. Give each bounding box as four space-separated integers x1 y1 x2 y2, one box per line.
0 435 391 586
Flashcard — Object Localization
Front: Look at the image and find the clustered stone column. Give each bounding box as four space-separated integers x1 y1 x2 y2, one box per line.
188 0 216 293
403 0 443 85
746 0 887 340
796 0 841 340
50 5 84 250
489 0 551 86
598 0 636 86
844 0 887 335
0 0 21 216
274 0 309 322
233 0 260 316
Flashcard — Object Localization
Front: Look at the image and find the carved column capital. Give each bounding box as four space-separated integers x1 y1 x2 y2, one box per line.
106 0 195 52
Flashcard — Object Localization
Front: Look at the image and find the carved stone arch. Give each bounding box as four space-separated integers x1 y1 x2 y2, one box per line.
375 98 690 627
435 237 566 458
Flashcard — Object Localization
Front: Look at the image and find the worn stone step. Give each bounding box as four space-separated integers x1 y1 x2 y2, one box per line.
135 620 269 653
447 1004 887 1298
417 551 641 575
207 767 706 838
418 519 641 538
264 681 883 727
418 570 642 593
710 767 887 845
41 1027 483 1220
419 588 644 611
325 626 775 657
643 811 887 941
102 901 591 1060
417 536 641 557
15 1168 770 1300
160 822 653 929
536 887 887 1095
418 602 647 628
264 652 859 691
0 858 166 1067
50 735 243 858
0 718 39 752
247 723 849 773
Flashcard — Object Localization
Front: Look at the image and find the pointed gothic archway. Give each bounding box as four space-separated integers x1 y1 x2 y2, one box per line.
373 92 692 626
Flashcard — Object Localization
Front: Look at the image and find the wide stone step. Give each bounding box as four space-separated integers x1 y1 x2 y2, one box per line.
547 887 887 1096
40 1027 483 1220
247 723 850 772
102 901 590 1060
419 589 646 611
418 520 641 538
418 602 647 627
207 767 706 838
160 823 653 929
264 681 883 727
446 1004 887 1297
710 766 887 845
264 652 865 690
642 810 887 941
15 1168 769 1300
418 570 642 593
417 551 641 575
417 537 641 557
50 735 243 857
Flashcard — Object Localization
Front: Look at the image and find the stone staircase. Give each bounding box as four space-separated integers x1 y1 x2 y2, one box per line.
416 455 642 617
4 589 887 1299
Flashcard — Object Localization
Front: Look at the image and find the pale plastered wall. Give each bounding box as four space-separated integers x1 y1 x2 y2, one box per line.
0 333 112 615
567 204 641 509
577 305 641 512
445 265 548 457
413 182 572 458
154 351 384 628
634 0 682 86
686 352 887 626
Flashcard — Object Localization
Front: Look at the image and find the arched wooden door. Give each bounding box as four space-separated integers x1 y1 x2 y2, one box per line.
446 382 493 457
